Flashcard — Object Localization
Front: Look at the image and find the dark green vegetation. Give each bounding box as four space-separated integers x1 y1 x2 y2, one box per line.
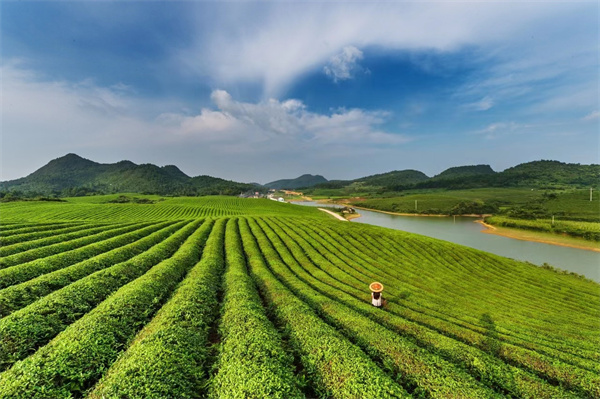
433 164 496 180
0 153 258 197
265 174 328 190
0 197 598 398
304 160 599 196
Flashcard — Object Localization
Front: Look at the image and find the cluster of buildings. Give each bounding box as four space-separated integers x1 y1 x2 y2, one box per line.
239 189 285 202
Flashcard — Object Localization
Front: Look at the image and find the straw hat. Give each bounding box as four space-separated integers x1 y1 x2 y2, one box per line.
369 282 384 292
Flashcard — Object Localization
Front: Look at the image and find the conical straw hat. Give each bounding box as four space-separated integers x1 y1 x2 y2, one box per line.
369 282 384 292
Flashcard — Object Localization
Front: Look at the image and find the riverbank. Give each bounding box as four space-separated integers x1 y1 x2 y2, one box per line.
476 220 600 252
343 203 599 252
340 203 489 218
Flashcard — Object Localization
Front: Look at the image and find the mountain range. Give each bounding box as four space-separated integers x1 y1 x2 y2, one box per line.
0 154 256 196
282 161 599 192
1 154 598 197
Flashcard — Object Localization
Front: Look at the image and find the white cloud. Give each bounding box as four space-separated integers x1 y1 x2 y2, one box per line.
179 2 591 97
324 46 364 82
466 96 494 111
161 89 408 145
474 122 522 140
582 110 599 121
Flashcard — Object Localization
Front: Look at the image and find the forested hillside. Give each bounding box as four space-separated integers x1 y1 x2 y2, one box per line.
0 154 257 197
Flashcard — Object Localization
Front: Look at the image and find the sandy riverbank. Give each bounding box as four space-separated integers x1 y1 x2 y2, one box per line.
475 220 600 252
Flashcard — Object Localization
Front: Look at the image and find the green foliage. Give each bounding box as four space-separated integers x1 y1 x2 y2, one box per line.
0 221 198 371
0 222 160 288
480 314 502 357
0 219 213 398
240 218 410 398
0 222 89 248
0 222 145 269
450 200 499 215
0 221 184 318
209 219 303 398
253 217 501 399
0 198 598 398
270 217 598 398
506 204 550 219
106 195 156 204
89 219 224 398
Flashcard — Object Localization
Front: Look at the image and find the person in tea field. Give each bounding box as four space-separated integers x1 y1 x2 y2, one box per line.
369 282 384 308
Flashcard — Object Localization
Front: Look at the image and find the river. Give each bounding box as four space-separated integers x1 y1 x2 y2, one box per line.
295 201 600 282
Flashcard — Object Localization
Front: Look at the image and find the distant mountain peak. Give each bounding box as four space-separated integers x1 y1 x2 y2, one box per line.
49 153 95 165
161 165 190 179
116 160 136 166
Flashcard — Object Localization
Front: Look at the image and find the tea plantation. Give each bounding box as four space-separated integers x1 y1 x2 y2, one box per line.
0 197 598 398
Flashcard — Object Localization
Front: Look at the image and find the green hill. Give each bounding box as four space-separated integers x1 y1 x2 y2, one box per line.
354 169 429 188
264 174 328 190
501 160 600 187
0 154 255 197
433 164 496 179
413 160 599 190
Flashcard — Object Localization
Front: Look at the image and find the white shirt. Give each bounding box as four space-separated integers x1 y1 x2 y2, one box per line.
371 293 382 307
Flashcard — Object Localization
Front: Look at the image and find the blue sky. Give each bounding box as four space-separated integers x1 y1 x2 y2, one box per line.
1 1 598 183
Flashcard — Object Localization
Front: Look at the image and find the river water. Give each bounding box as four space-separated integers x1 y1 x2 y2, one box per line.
295 201 600 282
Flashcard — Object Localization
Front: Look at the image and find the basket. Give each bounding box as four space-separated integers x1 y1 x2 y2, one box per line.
369 282 384 292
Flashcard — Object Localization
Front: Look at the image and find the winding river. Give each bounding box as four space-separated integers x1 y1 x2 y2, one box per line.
295 201 600 282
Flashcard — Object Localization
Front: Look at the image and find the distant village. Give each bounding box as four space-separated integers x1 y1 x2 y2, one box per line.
238 189 357 217
239 189 285 202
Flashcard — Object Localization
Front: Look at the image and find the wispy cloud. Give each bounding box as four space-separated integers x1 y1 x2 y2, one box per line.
474 122 523 140
465 96 494 111
582 110 599 121
181 2 591 97
324 46 365 82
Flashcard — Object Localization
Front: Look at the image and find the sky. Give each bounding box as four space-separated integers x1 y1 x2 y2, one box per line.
1 1 598 184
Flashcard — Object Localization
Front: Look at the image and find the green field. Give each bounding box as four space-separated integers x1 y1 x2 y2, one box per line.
0 197 598 398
